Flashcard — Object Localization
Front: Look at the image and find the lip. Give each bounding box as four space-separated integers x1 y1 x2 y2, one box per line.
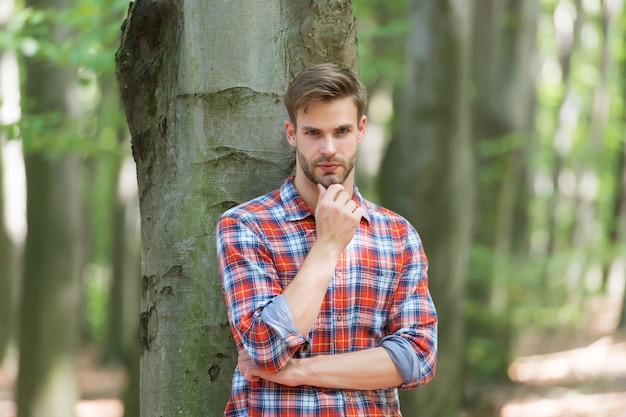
318 164 340 172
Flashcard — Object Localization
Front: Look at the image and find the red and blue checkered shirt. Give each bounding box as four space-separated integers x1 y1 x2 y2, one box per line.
217 176 437 416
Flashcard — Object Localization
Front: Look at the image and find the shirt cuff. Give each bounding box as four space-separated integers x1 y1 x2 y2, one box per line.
260 294 309 349
380 335 421 385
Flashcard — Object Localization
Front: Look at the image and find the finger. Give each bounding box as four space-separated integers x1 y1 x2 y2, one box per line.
352 206 366 219
344 200 357 213
334 190 352 205
321 185 351 206
321 184 344 201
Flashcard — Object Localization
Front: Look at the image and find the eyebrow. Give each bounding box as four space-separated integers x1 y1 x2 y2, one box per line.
300 123 355 132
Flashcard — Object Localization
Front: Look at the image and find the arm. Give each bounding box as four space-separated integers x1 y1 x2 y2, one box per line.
238 220 437 389
217 184 365 372
217 215 306 371
282 184 365 336
238 347 403 390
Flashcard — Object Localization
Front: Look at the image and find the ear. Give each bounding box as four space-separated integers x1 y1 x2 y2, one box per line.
285 121 297 147
357 115 367 144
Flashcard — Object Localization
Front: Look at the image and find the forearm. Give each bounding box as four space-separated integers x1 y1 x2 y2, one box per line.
299 347 403 390
241 347 403 391
282 241 339 336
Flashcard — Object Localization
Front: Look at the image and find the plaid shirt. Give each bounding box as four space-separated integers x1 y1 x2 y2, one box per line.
217 176 437 416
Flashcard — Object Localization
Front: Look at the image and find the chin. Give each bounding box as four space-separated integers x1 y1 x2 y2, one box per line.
318 176 343 188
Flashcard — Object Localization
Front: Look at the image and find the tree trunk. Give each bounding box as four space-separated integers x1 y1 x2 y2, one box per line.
16 0 83 415
18 155 83 417
378 1 474 416
105 157 140 360
615 138 626 329
543 0 583 282
471 0 538 313
614 2 626 331
0 0 17 365
464 0 539 384
115 0 358 415
110 157 141 417
0 141 12 363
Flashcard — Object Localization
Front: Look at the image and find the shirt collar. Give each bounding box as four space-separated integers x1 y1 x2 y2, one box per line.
280 176 371 224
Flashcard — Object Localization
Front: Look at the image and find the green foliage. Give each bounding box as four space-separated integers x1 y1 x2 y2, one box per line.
465 246 515 382
2 0 130 158
3 0 127 72
353 0 408 87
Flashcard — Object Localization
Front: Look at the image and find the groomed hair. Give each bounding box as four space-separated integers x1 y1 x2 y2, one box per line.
284 63 367 125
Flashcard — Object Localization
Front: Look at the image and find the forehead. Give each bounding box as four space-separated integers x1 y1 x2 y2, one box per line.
295 97 358 127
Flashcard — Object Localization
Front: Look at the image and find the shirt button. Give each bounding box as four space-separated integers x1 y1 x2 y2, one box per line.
336 272 342 278
337 315 342 321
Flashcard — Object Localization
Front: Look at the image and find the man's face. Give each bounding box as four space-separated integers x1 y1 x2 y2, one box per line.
286 97 366 188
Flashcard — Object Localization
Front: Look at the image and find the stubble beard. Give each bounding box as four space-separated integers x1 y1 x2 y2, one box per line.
296 149 357 188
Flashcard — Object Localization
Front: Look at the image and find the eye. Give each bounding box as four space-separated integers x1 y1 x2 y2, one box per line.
305 129 320 137
336 127 350 135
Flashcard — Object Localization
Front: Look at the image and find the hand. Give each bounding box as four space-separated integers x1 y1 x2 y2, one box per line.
237 351 302 387
314 183 366 254
238 350 262 382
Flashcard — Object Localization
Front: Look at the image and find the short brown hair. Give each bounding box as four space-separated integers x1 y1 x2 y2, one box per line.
284 63 367 124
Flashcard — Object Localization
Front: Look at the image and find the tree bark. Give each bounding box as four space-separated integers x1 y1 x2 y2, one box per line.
115 0 358 415
378 1 474 416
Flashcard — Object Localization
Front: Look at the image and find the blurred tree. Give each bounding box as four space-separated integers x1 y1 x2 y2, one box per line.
352 0 408 88
566 0 620 297
615 134 626 329
543 0 584 278
352 0 408 199
108 157 140 417
0 0 16 366
471 0 538 310
0 143 12 364
16 1 84 417
533 0 624 312
115 0 358 415
614 2 626 331
467 0 539 382
378 1 474 417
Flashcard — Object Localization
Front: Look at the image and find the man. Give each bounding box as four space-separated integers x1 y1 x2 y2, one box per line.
216 63 437 416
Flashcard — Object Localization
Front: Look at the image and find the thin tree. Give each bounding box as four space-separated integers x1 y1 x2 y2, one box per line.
0 0 17 365
467 0 539 382
115 0 359 414
614 1 626 331
16 0 84 415
0 142 12 364
471 0 538 313
378 1 474 416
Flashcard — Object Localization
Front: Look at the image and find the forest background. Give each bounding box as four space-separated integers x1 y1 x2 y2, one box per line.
1 0 626 416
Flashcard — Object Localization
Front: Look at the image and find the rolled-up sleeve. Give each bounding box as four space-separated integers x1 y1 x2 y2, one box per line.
217 214 308 372
383 226 438 389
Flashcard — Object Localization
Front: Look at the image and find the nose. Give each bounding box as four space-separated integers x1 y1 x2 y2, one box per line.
320 135 337 157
